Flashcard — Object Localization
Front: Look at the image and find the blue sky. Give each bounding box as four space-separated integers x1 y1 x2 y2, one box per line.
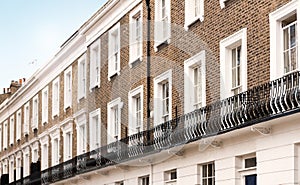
0 0 106 90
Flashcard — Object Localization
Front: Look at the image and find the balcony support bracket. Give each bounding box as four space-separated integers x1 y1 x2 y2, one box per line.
251 126 271 135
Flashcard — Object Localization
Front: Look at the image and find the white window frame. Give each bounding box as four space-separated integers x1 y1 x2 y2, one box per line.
31 141 39 163
15 152 22 180
199 162 215 185
129 4 143 66
269 0 300 80
184 50 206 114
154 69 172 125
108 23 121 78
16 109 22 141
61 121 73 162
128 85 144 135
107 98 123 144
89 108 101 151
139 175 150 185
90 39 101 90
40 136 49 170
32 95 39 130
42 86 49 125
9 115 14 146
237 154 257 185
64 66 73 109
220 28 247 99
164 169 177 184
0 125 2 152
154 0 171 51
24 102 30 136
23 147 30 177
50 128 60 166
52 77 60 118
220 0 228 9
2 159 8 175
75 113 87 155
9 156 14 183
184 0 204 30
78 54 87 100
3 120 8 150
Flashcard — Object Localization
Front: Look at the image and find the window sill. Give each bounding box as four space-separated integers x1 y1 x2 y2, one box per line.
154 38 171 52
108 71 120 81
184 16 204 31
129 56 143 68
77 95 86 102
237 166 256 172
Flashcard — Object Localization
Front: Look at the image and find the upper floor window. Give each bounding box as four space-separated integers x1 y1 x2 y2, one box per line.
90 40 100 90
129 4 143 65
269 0 299 80
201 162 215 185
41 141 49 170
9 115 14 146
139 176 150 185
64 131 72 161
42 87 49 125
32 95 39 130
24 102 30 135
3 121 8 150
154 0 171 50
154 70 172 125
220 28 247 99
51 136 60 166
184 0 204 30
76 113 87 154
52 77 60 117
89 108 101 151
108 23 120 78
78 54 87 100
31 141 39 163
64 67 72 109
184 51 206 114
128 86 144 135
16 109 22 141
23 151 30 177
107 98 123 144
164 169 177 184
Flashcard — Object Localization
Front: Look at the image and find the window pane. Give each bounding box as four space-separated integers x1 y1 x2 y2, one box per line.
284 51 290 73
208 163 213 176
290 24 296 47
232 68 236 87
232 48 236 68
283 28 289 50
291 47 297 70
203 165 207 177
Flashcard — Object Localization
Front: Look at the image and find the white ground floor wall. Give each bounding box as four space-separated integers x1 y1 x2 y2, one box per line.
55 113 300 185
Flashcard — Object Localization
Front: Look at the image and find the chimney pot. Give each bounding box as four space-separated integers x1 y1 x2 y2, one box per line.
19 79 22 85
3 88 5 94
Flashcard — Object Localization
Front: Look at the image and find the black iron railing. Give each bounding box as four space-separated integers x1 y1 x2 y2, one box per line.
8 71 300 185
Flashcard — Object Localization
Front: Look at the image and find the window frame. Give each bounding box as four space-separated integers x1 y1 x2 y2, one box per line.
16 109 22 141
3 120 8 150
24 102 30 136
64 66 73 109
9 115 14 146
32 95 39 130
31 141 39 163
40 136 49 170
52 77 60 118
108 23 121 78
61 121 73 162
184 50 206 114
269 0 299 80
90 40 101 90
200 162 215 185
0 125 2 152
139 175 150 185
107 98 123 144
75 112 87 155
50 128 60 166
128 85 144 135
89 108 101 151
15 152 22 181
184 0 204 30
164 169 177 184
78 53 87 100
23 149 30 177
42 86 49 125
129 4 143 66
154 69 172 125
220 28 247 99
9 156 14 183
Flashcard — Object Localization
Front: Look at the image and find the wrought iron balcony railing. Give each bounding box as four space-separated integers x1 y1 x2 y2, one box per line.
8 71 300 185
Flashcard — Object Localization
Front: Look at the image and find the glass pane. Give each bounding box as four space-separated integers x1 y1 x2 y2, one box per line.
232 68 236 87
237 66 240 86
208 163 213 176
291 47 297 71
203 179 207 185
208 178 213 185
194 68 198 85
237 46 241 65
203 165 207 177
232 48 236 68
290 24 296 48
284 51 290 73
283 28 289 50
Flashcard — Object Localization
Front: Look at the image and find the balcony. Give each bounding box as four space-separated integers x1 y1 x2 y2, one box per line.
8 71 300 185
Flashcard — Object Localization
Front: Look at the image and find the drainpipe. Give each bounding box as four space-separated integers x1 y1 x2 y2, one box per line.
146 0 151 144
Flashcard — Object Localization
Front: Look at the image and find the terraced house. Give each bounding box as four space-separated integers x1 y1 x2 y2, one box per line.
0 0 299 184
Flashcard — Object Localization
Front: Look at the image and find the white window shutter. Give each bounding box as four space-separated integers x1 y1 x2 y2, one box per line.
185 0 193 29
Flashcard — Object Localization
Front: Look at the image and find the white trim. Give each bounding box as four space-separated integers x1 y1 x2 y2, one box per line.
184 50 206 114
108 22 121 79
220 0 228 9
78 53 87 101
8 155 14 183
40 135 49 170
89 108 101 150
3 120 8 150
153 69 172 125
75 112 87 155
32 94 39 130
269 0 299 80
52 77 60 118
50 127 60 166
23 102 30 136
16 109 22 141
129 4 143 65
220 28 247 99
128 85 144 135
31 141 39 163
9 115 14 146
42 86 49 125
89 39 101 91
64 66 73 109
184 0 204 30
107 97 123 144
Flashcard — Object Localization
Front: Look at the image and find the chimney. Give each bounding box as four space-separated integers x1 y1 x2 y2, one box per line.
3 88 5 94
19 79 22 85
10 80 20 94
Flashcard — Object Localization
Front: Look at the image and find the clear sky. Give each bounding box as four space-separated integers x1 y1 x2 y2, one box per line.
0 0 107 90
